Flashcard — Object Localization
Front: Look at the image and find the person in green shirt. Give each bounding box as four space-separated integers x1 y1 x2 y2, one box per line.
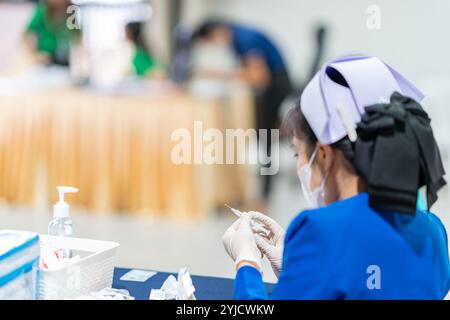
24 0 74 66
125 22 165 78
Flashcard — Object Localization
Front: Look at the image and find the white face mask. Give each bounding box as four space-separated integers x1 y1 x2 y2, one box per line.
297 147 329 208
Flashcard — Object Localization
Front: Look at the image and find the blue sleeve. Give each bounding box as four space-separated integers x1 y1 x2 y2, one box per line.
232 27 264 59
438 218 450 296
233 266 268 300
235 39 263 59
233 211 337 300
428 212 450 297
444 230 450 296
271 212 337 299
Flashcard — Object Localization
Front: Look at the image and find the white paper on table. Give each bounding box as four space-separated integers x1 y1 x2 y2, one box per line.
120 269 157 282
149 268 196 300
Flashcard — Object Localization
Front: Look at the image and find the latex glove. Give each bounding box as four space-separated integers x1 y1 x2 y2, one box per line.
247 211 285 277
222 216 262 271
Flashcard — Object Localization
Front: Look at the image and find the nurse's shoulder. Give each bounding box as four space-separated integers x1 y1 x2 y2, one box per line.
413 208 449 251
286 192 448 246
284 192 368 243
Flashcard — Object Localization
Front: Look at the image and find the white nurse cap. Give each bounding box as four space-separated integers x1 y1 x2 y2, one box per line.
300 55 425 145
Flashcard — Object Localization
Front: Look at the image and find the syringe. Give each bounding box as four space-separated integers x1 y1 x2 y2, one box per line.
224 204 271 237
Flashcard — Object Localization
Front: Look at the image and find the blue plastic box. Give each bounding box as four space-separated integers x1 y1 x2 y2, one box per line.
0 230 40 300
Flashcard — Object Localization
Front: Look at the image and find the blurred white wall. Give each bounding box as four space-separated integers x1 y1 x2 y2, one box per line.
0 2 34 73
181 0 450 85
145 0 172 64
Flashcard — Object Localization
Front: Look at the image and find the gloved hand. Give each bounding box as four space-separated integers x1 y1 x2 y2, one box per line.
247 211 285 277
222 216 262 271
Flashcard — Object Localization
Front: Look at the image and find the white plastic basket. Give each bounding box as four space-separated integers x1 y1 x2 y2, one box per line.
39 235 119 300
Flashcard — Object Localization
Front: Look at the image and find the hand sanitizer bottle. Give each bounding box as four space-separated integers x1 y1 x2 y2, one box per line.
48 186 78 241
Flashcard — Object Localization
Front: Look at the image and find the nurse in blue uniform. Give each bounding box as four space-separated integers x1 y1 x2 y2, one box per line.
222 55 450 299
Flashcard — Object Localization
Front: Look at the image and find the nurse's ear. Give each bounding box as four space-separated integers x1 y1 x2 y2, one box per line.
315 144 336 175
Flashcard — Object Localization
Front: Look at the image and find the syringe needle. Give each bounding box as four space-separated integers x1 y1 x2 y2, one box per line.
225 204 242 217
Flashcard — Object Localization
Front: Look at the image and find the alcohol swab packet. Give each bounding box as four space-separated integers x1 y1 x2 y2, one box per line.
149 289 166 300
225 204 271 237
120 269 157 282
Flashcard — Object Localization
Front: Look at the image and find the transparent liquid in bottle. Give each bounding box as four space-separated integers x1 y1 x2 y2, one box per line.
48 217 73 258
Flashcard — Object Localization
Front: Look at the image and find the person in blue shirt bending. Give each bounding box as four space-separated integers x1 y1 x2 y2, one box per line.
222 55 450 300
192 19 292 205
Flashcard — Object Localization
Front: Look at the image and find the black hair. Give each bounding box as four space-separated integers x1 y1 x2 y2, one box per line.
191 18 229 42
281 99 355 163
281 100 317 151
126 22 151 55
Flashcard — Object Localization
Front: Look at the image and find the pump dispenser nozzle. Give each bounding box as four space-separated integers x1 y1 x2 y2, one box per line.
54 186 78 218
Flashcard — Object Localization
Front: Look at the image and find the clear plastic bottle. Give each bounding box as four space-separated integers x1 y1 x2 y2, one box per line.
48 216 73 237
48 186 78 257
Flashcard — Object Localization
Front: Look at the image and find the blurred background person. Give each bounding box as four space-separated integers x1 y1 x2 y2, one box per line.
191 18 292 209
24 0 75 66
125 21 166 79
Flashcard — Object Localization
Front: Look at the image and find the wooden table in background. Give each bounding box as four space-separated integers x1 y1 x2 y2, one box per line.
0 85 255 219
